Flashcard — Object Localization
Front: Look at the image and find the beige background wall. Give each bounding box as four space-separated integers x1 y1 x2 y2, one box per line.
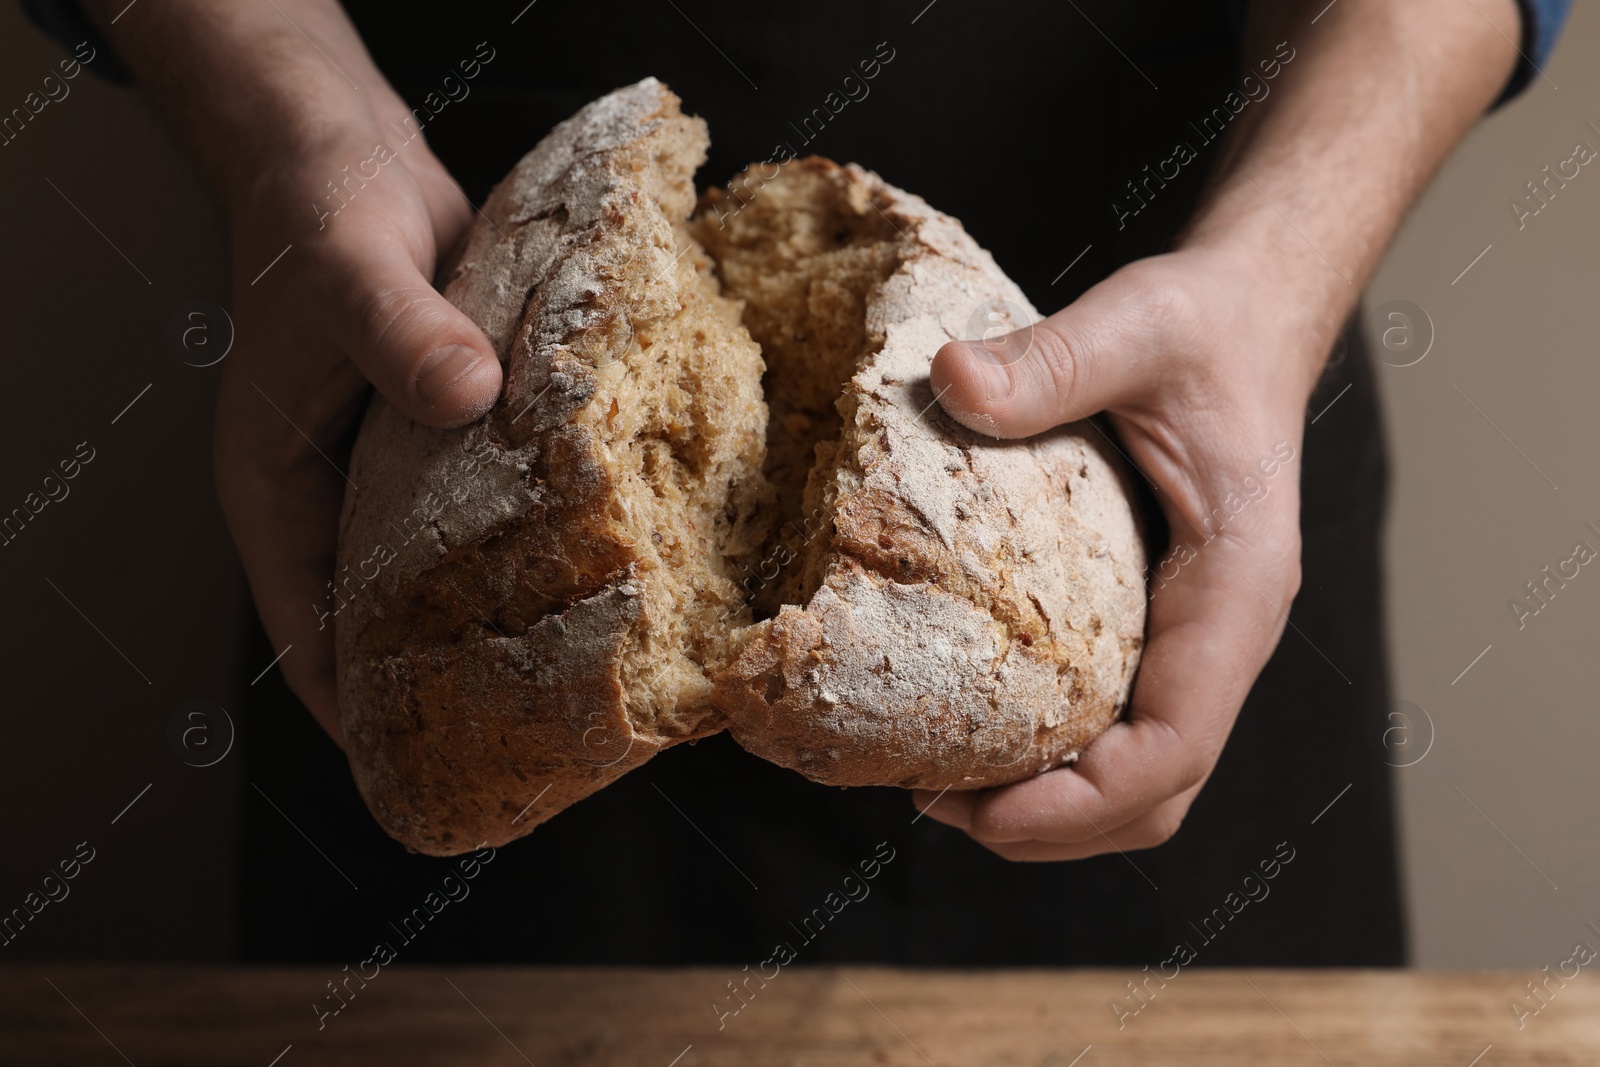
1368 2 1600 966
1 4 1595 967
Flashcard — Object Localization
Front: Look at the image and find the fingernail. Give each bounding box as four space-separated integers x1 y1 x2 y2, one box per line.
416 345 484 405
961 341 1017 404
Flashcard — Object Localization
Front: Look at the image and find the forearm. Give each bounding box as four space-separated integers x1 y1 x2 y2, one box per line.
1179 0 1520 383
78 0 406 219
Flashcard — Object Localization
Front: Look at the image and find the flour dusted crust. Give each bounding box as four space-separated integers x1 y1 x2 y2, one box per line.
706 161 1147 790
335 79 769 855
335 81 1147 856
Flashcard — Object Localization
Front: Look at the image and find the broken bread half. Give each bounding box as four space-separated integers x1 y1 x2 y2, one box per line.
698 159 1148 792
334 78 1146 856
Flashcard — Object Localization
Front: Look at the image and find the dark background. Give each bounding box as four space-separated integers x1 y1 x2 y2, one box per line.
0 6 240 959
4 0 1594 969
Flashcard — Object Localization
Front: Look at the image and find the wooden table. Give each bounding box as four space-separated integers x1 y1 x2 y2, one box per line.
2 966 1594 1065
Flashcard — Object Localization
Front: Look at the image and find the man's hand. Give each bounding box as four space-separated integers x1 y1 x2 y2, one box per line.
86 0 504 742
919 248 1315 861
916 0 1521 860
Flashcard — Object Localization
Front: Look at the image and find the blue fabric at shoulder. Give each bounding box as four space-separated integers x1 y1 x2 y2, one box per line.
1505 0 1572 99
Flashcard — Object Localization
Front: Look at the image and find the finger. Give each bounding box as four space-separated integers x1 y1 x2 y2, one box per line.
914 758 1204 859
396 154 476 256
966 796 1196 863
970 784 1205 863
960 522 1300 846
910 788 977 831
930 276 1177 438
213 363 367 746
324 233 502 428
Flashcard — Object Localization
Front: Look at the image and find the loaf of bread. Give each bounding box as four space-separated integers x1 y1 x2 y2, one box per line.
335 79 1146 856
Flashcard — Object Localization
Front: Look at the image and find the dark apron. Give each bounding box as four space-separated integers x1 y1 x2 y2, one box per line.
240 0 1403 968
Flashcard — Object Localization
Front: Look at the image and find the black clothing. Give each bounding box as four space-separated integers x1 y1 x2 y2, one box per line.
241 0 1404 968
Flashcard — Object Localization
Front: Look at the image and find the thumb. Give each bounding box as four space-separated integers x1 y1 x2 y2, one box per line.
334 242 503 428
931 282 1156 438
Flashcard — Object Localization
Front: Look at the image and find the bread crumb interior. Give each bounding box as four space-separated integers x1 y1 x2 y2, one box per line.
583 221 770 736
692 163 900 619
580 158 899 739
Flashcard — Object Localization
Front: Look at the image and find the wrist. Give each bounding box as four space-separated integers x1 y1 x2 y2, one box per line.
1172 194 1360 391
88 0 408 226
